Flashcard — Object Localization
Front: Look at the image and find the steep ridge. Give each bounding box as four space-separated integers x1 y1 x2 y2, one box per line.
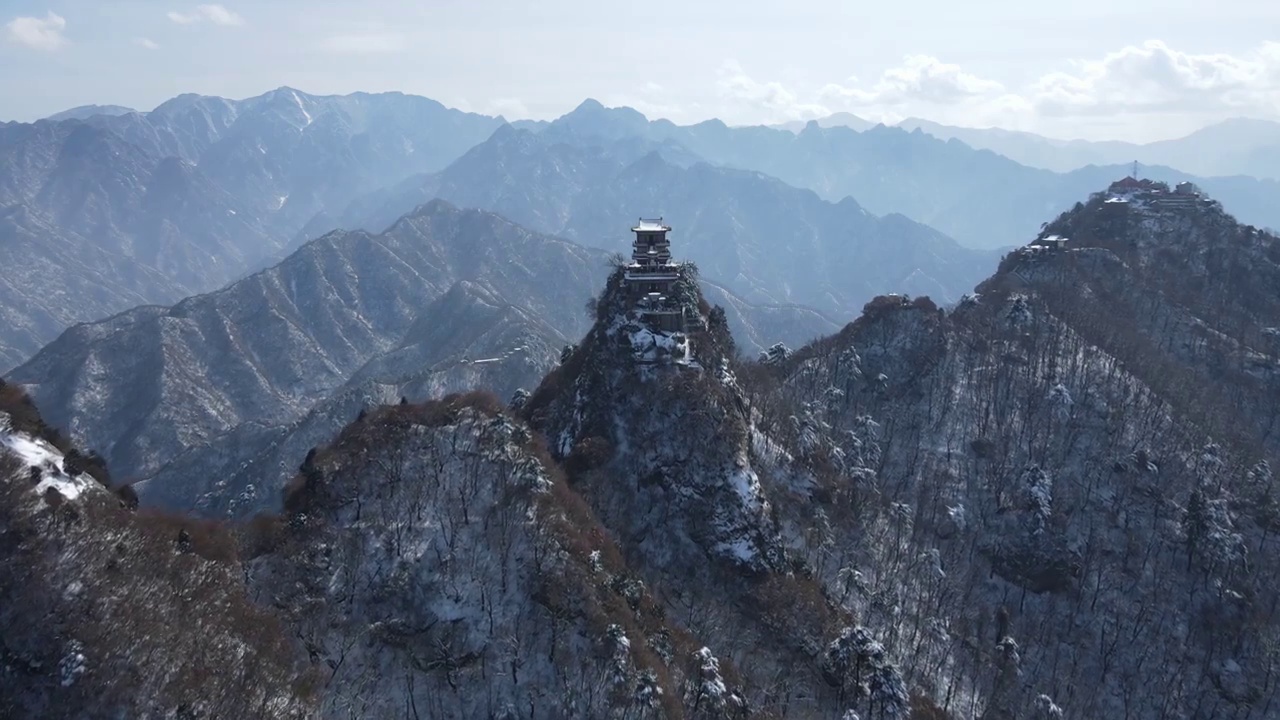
9 202 601 485
247 392 757 718
1019 186 1280 455
331 125 998 319
727 190 1280 718
142 279 571 517
0 381 314 717
519 264 895 716
10 204 829 518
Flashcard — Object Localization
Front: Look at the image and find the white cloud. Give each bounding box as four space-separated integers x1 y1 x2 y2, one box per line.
319 32 406 54
716 60 829 124
734 41 1280 136
715 55 1009 128
821 55 1005 107
1033 40 1280 117
5 12 68 51
167 4 244 27
134 37 160 50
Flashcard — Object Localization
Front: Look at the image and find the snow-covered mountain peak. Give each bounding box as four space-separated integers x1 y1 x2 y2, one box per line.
517 258 791 586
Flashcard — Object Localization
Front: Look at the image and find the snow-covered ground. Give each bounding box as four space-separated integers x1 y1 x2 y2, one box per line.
0 412 97 501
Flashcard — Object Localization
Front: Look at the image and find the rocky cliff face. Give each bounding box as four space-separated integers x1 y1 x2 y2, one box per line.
249 393 759 718
520 265 894 717
527 265 782 571
730 193 1280 718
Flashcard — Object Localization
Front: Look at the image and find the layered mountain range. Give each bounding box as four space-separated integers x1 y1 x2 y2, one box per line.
9 202 837 516
6 88 1279 377
0 88 501 371
5 182 1277 718
511 100 1280 250
321 123 996 318
778 112 1280 180
895 116 1280 180
7 70 1280 720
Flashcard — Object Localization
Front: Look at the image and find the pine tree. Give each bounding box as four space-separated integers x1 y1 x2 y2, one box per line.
509 388 530 411
1006 295 1032 329
868 663 909 718
1183 487 1208 571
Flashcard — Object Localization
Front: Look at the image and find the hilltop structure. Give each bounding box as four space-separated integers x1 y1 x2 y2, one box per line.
1033 176 1219 253
1104 175 1215 209
623 218 691 332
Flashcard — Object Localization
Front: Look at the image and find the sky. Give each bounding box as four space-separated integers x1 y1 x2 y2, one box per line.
1 0 1277 143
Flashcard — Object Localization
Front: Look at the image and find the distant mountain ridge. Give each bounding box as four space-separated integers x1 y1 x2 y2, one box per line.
0 87 504 371
323 123 999 320
526 100 1280 249
894 115 1280 179
7 87 1276 374
769 111 875 133
9 202 599 482
44 104 137 122
0 121 281 370
86 87 505 233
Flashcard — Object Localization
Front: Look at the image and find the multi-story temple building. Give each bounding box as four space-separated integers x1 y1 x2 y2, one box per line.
623 218 690 333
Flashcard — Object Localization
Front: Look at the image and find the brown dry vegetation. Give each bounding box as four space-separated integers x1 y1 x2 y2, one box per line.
0 455 316 717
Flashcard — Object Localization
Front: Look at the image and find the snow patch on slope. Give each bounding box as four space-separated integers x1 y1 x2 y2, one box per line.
291 90 313 128
0 412 98 500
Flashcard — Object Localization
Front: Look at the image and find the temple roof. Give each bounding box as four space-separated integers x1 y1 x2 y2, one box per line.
633 218 670 232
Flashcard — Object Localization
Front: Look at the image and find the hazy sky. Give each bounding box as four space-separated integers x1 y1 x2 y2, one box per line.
2 0 1277 142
